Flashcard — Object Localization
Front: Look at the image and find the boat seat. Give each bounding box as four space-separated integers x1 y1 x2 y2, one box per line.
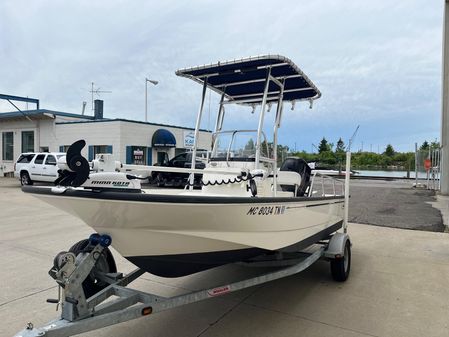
279 157 311 196
276 171 301 195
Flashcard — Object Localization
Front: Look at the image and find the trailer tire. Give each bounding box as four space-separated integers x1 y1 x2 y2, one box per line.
69 239 117 298
330 240 351 282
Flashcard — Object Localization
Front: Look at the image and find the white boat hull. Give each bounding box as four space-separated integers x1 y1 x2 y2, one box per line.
25 186 344 277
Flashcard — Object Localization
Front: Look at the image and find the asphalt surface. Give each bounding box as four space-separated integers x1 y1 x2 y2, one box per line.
349 179 444 232
1 177 449 337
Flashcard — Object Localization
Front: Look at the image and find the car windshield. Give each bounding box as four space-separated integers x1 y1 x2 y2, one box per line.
211 131 270 161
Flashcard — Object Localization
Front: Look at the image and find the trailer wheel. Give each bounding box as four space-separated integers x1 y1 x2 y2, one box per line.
330 240 351 282
69 239 117 298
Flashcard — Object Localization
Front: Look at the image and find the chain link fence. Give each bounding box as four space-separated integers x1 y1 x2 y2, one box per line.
415 145 441 190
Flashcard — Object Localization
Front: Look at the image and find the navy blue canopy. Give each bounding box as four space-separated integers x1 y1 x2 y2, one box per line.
175 55 321 105
152 129 176 147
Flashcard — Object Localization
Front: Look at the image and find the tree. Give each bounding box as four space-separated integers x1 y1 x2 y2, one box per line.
420 141 429 151
430 139 440 149
318 137 330 153
244 138 255 151
335 138 345 153
384 144 395 157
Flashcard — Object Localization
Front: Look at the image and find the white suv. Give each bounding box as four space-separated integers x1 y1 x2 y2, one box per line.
14 152 66 185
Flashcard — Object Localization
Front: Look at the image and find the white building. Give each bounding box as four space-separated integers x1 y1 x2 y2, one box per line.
0 106 212 176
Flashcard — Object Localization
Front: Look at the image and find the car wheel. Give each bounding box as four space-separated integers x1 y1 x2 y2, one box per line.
20 172 33 186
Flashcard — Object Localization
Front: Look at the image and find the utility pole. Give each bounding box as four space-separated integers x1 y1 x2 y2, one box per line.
441 0 449 195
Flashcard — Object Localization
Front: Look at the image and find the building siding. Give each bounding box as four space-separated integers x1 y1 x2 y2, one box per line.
0 116 211 175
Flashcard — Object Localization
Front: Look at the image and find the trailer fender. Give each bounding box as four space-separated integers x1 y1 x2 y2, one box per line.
324 232 351 259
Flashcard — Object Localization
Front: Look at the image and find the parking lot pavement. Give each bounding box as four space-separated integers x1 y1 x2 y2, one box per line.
1 177 449 337
349 179 444 232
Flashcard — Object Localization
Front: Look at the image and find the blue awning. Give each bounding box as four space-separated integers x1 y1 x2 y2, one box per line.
152 129 176 147
175 55 321 105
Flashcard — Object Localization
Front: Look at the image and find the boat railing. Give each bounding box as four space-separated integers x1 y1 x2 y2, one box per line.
308 172 345 197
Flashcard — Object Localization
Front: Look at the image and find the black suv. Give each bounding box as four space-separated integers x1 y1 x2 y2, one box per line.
151 151 207 187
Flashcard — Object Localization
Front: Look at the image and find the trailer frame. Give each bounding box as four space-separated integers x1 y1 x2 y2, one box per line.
14 231 350 337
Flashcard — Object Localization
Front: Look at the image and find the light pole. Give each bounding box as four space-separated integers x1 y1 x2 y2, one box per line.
145 77 158 122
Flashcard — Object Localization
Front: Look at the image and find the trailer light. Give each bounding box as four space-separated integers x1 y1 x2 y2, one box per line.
142 307 153 316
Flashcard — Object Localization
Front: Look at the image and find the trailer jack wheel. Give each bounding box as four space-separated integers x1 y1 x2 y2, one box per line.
330 240 351 282
69 238 117 298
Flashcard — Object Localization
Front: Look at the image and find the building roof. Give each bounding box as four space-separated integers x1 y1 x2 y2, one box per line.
0 109 211 132
55 118 211 132
0 109 95 121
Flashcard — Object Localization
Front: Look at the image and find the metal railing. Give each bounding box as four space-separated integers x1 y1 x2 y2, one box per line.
308 172 345 197
414 145 441 190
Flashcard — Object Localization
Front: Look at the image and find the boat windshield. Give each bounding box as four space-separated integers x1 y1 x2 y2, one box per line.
211 130 271 161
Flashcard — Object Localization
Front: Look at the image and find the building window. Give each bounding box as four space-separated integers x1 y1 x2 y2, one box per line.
59 145 70 152
2 132 14 161
21 131 34 153
88 145 112 161
93 145 112 157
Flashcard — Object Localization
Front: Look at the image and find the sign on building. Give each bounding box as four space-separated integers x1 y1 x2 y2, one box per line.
184 130 195 149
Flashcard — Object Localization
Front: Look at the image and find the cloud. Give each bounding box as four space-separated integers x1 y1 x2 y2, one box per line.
0 0 444 151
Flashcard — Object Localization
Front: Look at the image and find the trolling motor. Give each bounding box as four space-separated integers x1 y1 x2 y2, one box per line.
55 140 90 187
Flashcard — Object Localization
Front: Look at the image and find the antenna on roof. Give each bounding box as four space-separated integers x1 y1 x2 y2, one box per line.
89 82 112 111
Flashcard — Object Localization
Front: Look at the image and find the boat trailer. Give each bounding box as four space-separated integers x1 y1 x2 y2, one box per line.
14 232 351 337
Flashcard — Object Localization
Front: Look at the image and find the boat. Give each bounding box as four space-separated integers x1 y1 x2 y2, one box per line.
22 55 347 278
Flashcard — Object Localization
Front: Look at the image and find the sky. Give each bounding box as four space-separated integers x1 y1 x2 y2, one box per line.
0 0 444 152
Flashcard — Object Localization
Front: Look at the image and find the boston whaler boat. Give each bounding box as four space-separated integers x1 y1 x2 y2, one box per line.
16 55 352 337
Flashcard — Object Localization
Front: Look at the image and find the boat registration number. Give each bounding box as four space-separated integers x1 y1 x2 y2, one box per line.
246 206 285 216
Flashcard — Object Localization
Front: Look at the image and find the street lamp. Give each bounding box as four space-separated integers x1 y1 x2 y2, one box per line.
145 77 158 122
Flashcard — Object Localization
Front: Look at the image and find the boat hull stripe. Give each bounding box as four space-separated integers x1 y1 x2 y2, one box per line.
22 186 345 204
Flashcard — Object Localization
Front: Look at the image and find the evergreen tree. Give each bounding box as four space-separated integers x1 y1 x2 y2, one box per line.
420 141 429 151
318 137 329 154
335 138 345 153
384 144 395 157
430 139 440 149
